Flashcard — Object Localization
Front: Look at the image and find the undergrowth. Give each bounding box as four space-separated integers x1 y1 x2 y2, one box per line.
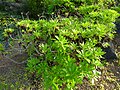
0 0 120 89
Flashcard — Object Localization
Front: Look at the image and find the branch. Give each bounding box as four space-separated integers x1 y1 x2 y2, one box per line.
3 54 28 65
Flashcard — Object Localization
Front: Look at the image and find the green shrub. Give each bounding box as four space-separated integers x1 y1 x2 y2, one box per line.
3 0 120 89
23 0 117 18
0 15 18 43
